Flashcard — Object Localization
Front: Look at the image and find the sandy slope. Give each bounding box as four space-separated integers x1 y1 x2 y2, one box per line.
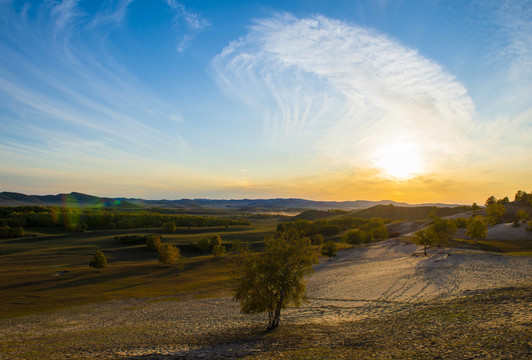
1 240 531 358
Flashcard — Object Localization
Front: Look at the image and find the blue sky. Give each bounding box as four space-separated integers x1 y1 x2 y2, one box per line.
0 0 531 203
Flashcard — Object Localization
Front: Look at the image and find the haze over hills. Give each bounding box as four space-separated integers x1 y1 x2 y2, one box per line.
0 191 465 210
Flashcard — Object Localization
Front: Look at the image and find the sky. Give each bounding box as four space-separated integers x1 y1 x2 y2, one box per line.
0 0 531 204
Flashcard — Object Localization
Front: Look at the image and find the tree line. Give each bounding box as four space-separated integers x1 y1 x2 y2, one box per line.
0 206 249 230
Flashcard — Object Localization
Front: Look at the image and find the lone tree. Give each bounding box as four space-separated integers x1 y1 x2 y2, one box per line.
231 228 317 330
466 216 488 240
89 250 107 269
413 228 437 256
321 240 337 260
158 244 185 273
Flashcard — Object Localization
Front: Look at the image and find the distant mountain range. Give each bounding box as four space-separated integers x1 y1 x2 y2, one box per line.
0 191 464 210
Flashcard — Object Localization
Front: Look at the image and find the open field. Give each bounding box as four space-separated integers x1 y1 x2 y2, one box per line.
1 236 531 359
0 219 279 319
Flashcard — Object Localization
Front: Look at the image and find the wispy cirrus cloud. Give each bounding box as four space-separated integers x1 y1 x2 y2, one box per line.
165 0 209 52
0 0 208 194
213 13 476 173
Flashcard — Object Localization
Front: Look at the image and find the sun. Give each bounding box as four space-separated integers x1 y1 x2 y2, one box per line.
373 142 423 179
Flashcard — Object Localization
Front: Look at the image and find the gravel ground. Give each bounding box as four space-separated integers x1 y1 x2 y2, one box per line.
1 240 531 359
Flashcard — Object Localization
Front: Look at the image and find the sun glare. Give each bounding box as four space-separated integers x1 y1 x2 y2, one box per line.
373 142 423 179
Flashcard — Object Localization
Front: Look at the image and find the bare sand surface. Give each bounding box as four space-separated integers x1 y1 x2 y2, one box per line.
1 240 531 358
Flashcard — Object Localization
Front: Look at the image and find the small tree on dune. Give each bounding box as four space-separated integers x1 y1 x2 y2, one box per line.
231 227 317 330
413 228 437 256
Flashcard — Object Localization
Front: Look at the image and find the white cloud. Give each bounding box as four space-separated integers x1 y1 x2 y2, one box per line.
165 0 209 52
213 14 476 171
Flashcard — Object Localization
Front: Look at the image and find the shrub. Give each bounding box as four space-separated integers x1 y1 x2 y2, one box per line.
321 240 337 260
370 226 387 240
318 225 341 236
158 244 185 272
89 250 107 269
162 221 176 234
196 237 210 252
527 220 532 232
466 216 488 239
146 235 162 251
10 226 25 237
454 217 468 229
212 244 226 257
342 229 366 245
312 234 324 245
210 234 222 247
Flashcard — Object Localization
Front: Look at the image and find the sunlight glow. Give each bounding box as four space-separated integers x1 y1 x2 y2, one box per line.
373 142 423 179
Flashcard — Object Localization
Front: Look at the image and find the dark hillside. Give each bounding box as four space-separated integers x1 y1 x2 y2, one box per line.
293 209 348 221
350 205 471 220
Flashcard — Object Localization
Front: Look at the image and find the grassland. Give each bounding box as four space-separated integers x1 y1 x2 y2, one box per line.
0 218 280 319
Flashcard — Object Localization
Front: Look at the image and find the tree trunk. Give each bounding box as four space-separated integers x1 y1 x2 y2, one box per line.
424 244 427 256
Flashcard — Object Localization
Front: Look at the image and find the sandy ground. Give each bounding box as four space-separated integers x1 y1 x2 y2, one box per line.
1 240 531 358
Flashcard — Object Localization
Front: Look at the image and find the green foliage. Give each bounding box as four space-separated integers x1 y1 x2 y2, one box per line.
454 217 468 229
471 202 480 210
212 244 226 257
497 196 510 204
486 203 506 223
318 225 341 236
311 234 324 246
321 240 337 260
431 217 457 244
196 237 210 252
516 209 529 221
413 228 437 256
342 229 367 245
514 190 532 206
466 216 488 240
89 250 107 269
231 228 317 329
162 221 176 233
0 206 249 230
146 235 162 251
485 196 497 206
210 234 222 247
158 244 185 272
0 225 25 238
